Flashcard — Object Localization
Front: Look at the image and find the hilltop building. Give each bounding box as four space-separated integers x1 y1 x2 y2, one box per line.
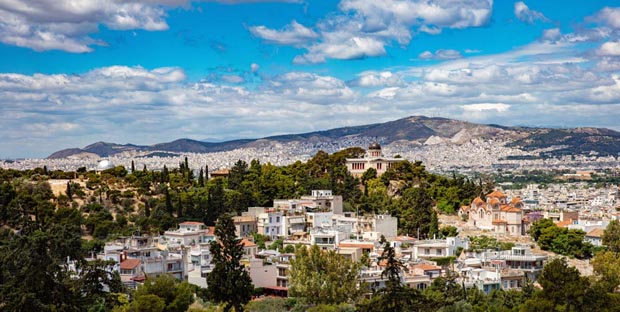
345 143 404 177
460 190 524 236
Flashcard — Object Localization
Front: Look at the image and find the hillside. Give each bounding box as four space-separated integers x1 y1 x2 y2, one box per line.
47 116 620 159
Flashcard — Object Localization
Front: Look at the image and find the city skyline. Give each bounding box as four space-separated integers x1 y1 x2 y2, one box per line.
1 0 620 158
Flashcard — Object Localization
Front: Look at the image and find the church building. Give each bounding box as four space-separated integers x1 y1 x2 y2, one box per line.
460 190 525 237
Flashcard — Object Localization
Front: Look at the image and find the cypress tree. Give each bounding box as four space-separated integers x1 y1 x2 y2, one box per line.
66 181 73 200
207 214 253 312
198 168 205 187
165 187 173 215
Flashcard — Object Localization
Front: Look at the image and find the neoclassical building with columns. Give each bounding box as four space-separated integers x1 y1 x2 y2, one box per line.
345 143 403 177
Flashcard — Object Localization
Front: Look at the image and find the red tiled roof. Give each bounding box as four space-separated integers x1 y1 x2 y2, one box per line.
500 205 522 213
211 169 230 176
120 258 141 270
339 242 374 249
472 197 485 206
555 219 573 228
487 190 507 198
413 263 441 271
587 228 605 238
180 221 204 226
492 219 507 224
241 238 256 247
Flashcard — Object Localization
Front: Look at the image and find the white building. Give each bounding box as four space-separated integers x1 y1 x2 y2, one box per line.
346 143 404 177
413 237 469 260
258 210 284 240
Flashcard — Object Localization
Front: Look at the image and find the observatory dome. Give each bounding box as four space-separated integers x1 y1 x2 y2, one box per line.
96 160 115 171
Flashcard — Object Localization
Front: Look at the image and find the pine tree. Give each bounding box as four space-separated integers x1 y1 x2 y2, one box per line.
207 214 253 312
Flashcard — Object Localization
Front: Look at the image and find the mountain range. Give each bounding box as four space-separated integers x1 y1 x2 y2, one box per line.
47 116 620 159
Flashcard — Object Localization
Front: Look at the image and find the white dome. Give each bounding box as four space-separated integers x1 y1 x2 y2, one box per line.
96 160 115 171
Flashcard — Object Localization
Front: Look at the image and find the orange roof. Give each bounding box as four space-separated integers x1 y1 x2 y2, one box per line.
587 228 605 238
339 242 374 249
204 226 216 235
492 219 507 224
472 197 485 206
489 198 500 206
120 258 141 270
487 190 507 198
413 263 441 271
510 197 522 205
241 238 256 247
556 219 573 228
500 205 522 213
394 236 416 242
211 169 230 175
180 221 204 226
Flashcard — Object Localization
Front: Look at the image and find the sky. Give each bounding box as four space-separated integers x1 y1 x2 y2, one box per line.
1 0 620 158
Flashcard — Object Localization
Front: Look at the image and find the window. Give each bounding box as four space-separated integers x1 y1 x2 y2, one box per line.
276 216 280 223
120 269 134 275
436 249 442 255
425 248 430 255
278 268 287 276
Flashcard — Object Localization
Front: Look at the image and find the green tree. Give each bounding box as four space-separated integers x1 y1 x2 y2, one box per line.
358 236 423 312
591 250 620 292
207 214 253 312
529 218 555 241
602 220 620 255
229 160 249 191
198 168 205 187
289 244 362 306
130 274 193 312
536 257 588 311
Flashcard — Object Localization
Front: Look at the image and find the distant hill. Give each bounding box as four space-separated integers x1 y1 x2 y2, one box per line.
47 116 620 159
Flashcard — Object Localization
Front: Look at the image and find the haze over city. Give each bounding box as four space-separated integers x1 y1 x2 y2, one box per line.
1 0 620 158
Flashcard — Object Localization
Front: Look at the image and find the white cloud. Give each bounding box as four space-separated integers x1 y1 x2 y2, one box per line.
592 7 620 29
514 1 549 24
5 26 620 157
294 36 386 64
597 41 620 56
0 0 172 52
339 0 492 29
251 63 260 72
208 0 302 3
253 0 492 63
461 103 510 112
542 28 562 41
349 71 404 87
249 20 318 46
419 49 462 60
